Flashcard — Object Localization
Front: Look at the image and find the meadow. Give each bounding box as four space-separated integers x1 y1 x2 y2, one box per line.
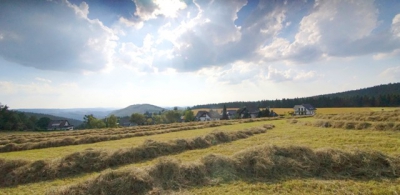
193 107 397 115
0 108 399 194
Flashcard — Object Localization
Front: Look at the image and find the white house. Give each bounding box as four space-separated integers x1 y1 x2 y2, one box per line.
293 104 316 115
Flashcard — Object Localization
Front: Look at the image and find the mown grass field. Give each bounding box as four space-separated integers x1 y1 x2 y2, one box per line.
193 107 399 115
0 108 399 194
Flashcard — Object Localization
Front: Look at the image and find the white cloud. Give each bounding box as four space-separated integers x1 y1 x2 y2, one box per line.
0 0 118 73
265 66 319 83
260 0 400 63
35 77 52 83
120 0 187 28
199 62 262 85
379 66 400 80
0 80 77 95
392 14 400 37
197 62 319 85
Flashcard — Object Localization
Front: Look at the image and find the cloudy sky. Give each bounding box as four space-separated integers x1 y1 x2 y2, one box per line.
1 0 400 109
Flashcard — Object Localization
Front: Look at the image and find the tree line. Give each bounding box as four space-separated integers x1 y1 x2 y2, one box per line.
80 107 196 129
193 83 400 109
0 104 55 131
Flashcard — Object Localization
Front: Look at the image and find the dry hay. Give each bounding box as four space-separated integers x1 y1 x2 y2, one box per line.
0 120 240 153
50 145 400 195
315 109 400 123
0 125 272 187
290 118 400 131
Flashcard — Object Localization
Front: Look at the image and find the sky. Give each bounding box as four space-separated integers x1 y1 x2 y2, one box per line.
0 0 400 109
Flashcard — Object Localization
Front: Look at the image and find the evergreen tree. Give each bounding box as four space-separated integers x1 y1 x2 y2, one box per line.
221 105 229 120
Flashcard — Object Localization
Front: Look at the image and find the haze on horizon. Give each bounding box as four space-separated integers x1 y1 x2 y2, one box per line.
0 0 400 109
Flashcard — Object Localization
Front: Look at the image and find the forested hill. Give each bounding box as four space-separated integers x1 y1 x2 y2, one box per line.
320 82 400 98
192 83 400 109
0 104 83 131
21 112 83 127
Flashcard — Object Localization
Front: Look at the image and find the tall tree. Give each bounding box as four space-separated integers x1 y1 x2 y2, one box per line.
130 113 146 125
184 108 195 122
221 105 229 120
36 117 51 130
164 110 181 123
106 114 118 128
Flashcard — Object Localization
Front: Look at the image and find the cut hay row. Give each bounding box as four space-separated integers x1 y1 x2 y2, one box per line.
50 145 400 195
288 119 400 131
0 123 232 152
0 117 284 152
0 124 205 146
315 109 400 122
0 122 213 141
0 117 283 142
0 124 273 187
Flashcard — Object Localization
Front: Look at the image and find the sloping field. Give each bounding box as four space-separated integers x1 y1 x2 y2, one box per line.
0 109 399 194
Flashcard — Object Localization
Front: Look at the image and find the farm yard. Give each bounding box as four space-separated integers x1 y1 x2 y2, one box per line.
0 108 400 194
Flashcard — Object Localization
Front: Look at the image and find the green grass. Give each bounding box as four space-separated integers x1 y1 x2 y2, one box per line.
1 115 400 194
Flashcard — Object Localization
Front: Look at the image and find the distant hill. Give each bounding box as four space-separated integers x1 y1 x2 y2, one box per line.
20 112 83 127
109 104 166 117
192 82 400 109
15 108 116 121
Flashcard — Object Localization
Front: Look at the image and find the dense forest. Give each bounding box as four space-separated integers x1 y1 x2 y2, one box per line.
192 83 400 109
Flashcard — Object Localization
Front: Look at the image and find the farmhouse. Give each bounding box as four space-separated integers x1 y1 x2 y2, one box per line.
195 111 210 121
237 106 259 118
195 110 221 121
293 104 316 115
47 120 74 130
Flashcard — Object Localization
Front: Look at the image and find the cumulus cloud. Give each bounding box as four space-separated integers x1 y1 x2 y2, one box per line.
198 61 262 85
152 0 290 71
261 0 400 63
120 0 187 28
0 0 118 72
197 62 319 85
120 0 400 75
379 66 400 80
392 14 400 37
265 66 318 83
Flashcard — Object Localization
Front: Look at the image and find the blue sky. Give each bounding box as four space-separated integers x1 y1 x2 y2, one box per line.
0 0 399 109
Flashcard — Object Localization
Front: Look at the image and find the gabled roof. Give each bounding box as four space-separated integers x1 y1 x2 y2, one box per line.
208 110 221 119
47 120 72 128
237 106 259 114
302 104 316 110
195 111 209 118
294 104 316 110
226 110 237 115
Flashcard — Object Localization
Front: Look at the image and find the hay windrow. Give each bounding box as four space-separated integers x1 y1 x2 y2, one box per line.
315 109 400 122
290 119 400 131
0 125 272 187
0 117 283 153
50 145 400 195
